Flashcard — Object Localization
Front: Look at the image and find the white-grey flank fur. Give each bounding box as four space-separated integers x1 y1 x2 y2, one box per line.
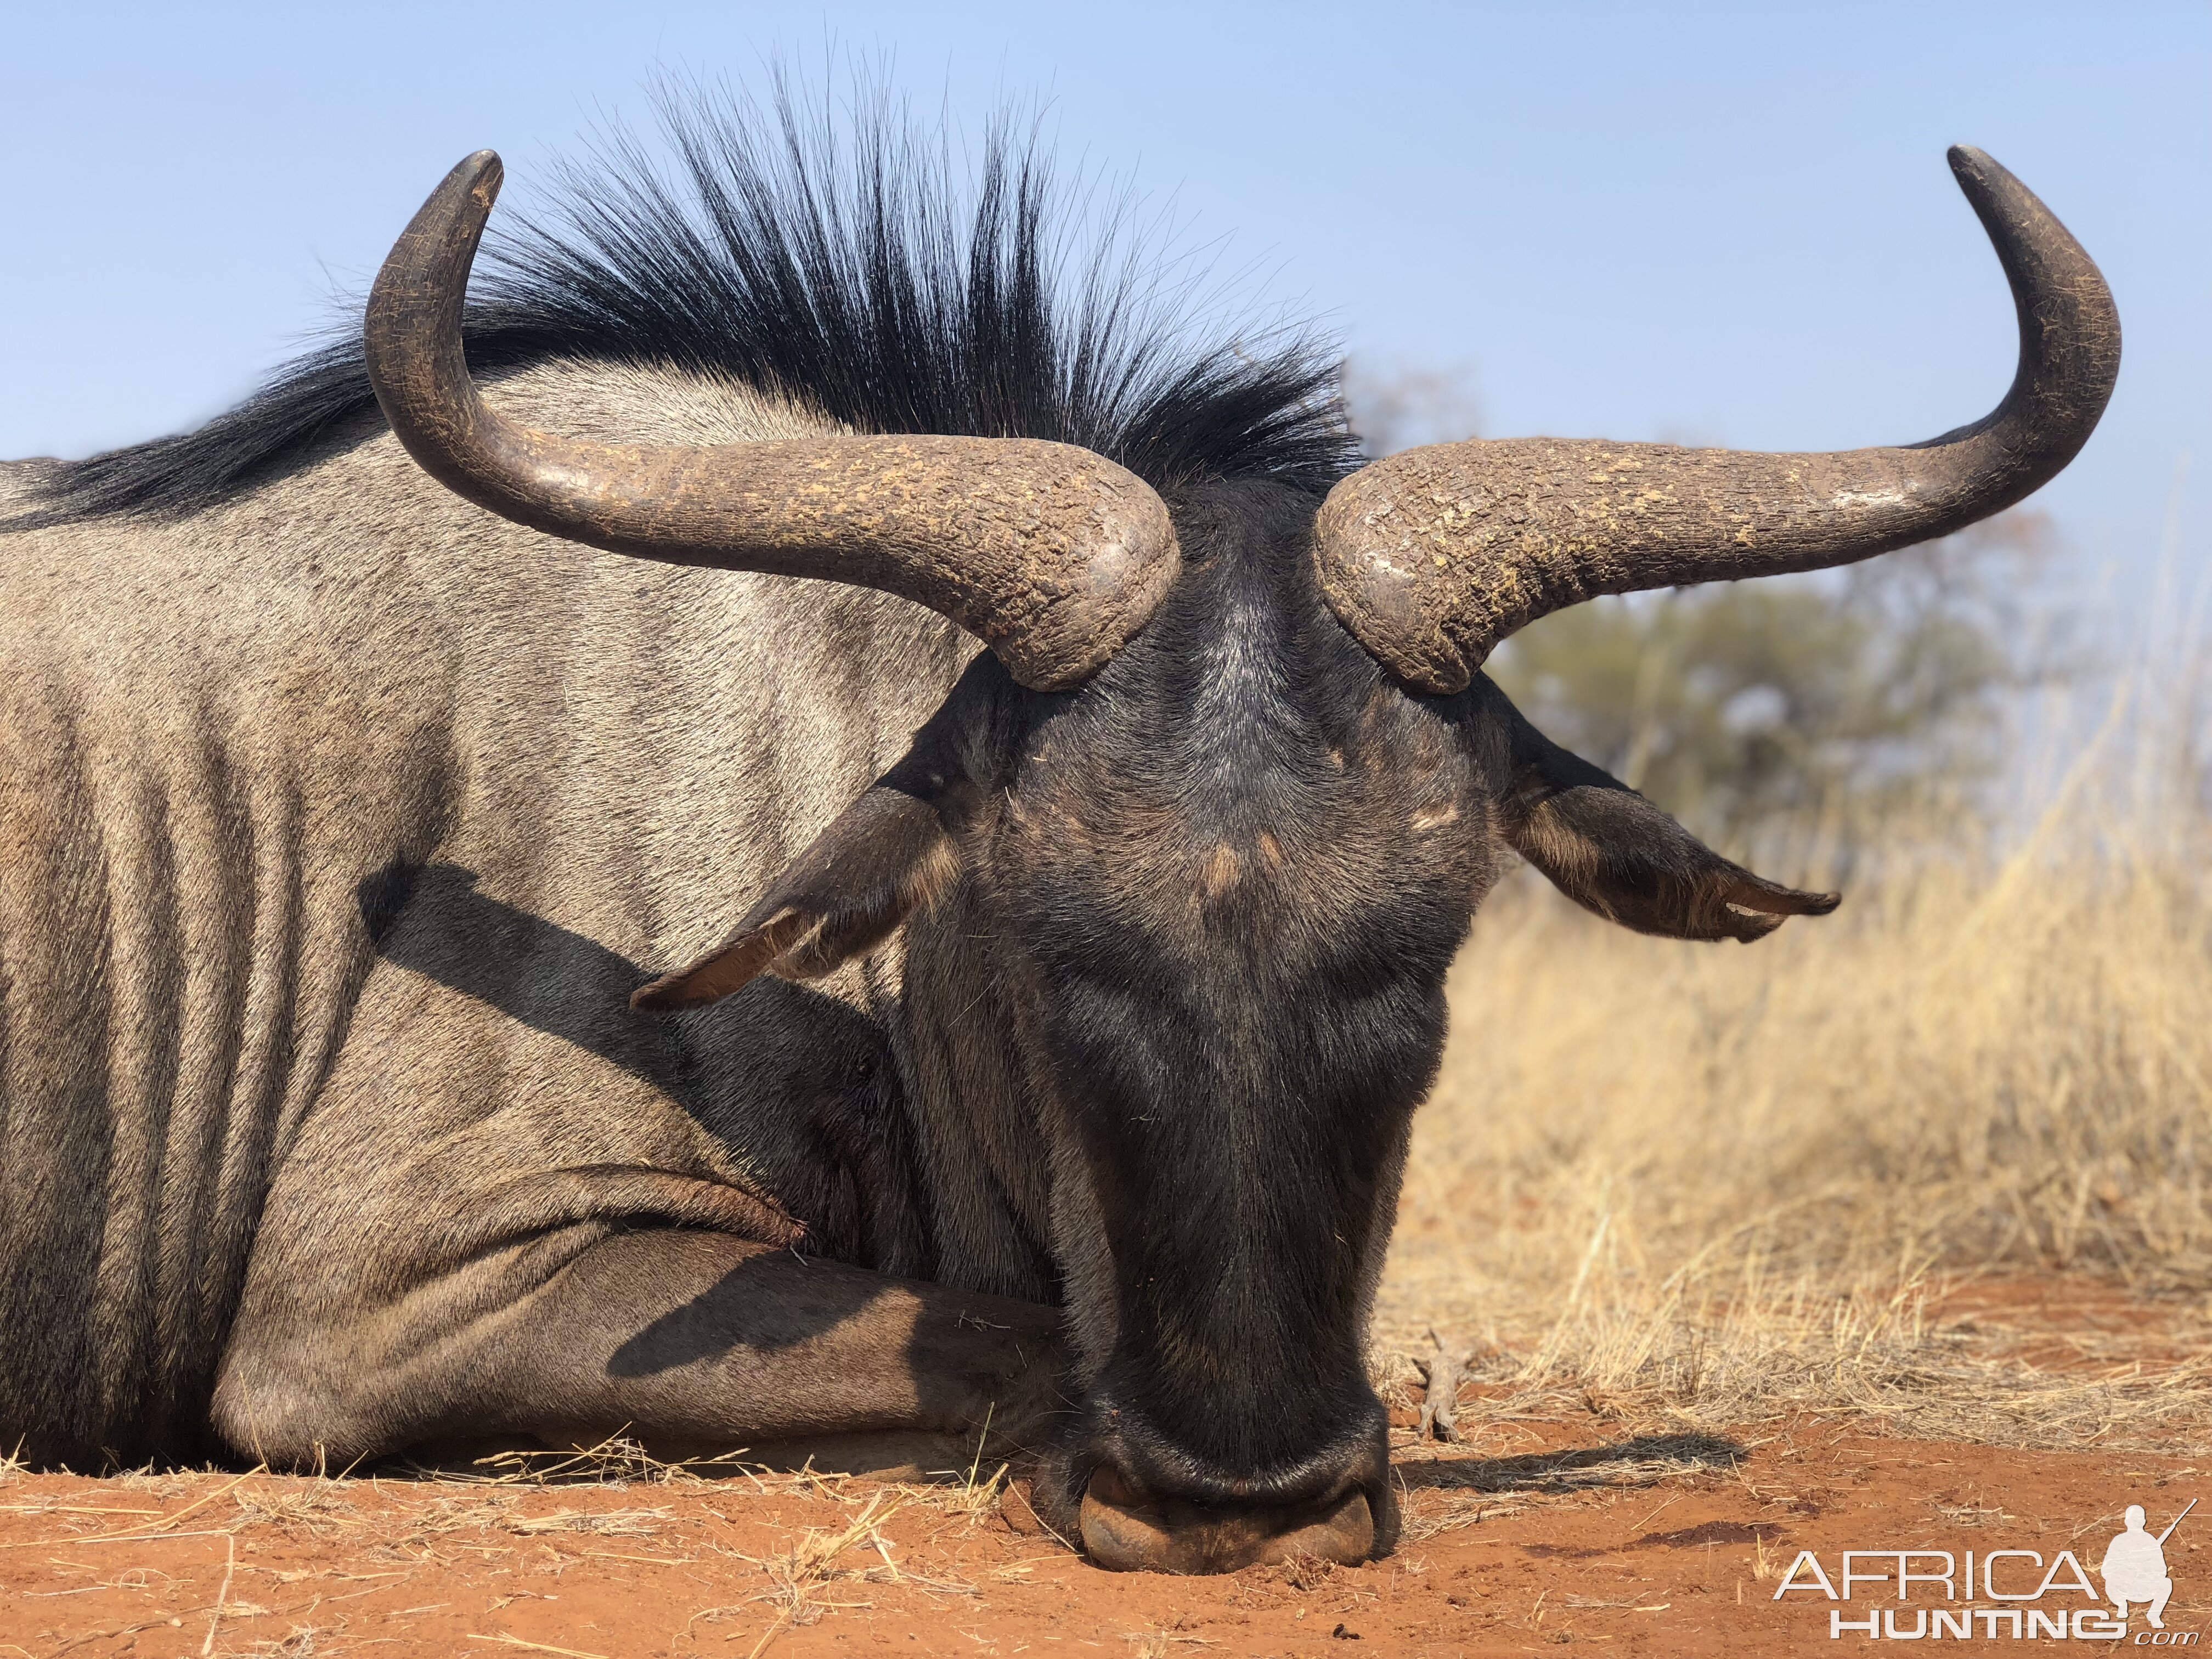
0 363 1086 1467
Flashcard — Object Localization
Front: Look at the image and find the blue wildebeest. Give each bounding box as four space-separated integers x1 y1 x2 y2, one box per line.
0 103 2114 1572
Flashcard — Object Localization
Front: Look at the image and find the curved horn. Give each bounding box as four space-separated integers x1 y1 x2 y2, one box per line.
1316 146 2120 694
364 152 1178 691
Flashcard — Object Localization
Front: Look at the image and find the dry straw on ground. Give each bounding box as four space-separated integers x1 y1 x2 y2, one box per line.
1375 631 2212 1451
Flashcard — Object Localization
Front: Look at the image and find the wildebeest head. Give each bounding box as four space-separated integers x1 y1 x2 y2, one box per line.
365 147 2116 1571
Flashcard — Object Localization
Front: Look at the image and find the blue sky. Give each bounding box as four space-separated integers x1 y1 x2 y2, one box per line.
5 2 2205 605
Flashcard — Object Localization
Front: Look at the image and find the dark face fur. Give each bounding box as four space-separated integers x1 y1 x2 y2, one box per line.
960 482 1499 1554
637 478 1837 1571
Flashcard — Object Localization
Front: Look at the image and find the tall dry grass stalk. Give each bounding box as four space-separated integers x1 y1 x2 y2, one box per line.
1375 635 2212 1449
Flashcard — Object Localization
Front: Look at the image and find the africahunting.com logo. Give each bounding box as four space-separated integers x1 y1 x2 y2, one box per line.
1774 1498 2198 1642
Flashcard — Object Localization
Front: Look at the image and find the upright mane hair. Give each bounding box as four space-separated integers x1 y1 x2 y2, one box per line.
25 86 1360 524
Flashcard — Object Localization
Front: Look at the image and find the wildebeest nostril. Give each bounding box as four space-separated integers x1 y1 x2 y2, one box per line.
1077 1469 1376 1574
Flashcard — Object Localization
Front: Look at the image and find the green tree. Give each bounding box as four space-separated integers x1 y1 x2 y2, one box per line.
1341 362 2068 851
1486 514 2061 847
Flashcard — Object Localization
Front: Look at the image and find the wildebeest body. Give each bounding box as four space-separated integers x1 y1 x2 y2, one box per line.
0 365 975 1464
0 93 2114 1572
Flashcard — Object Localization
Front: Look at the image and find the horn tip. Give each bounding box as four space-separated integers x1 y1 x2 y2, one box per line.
1945 143 2007 190
445 148 505 208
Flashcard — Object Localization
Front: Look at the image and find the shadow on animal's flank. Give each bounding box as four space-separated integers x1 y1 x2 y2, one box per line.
605 1249 845 1375
355 860 926 1277
359 860 683 1082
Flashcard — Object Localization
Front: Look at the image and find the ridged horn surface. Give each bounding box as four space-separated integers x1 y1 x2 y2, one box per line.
364 151 1180 691
1316 146 2120 694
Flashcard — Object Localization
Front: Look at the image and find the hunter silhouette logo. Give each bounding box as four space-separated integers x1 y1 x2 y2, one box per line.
2104 1500 2192 1630
1773 1497 2198 1641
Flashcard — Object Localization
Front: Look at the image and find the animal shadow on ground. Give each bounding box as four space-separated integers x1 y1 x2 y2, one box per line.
1396 1432 1745 1494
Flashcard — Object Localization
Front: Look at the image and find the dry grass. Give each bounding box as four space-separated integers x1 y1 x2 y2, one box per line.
1375 649 2212 1451
676 1484 991 1649
1392 1432 1742 1541
1 1458 1009 1655
406 1435 762 1489
400 1426 1025 1541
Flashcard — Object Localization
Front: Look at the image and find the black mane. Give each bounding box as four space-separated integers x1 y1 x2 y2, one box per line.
24 89 1360 523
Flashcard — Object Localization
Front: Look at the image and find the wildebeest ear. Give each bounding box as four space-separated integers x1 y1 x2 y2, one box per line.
1498 723 1839 944
629 782 960 1012
629 658 1008 1014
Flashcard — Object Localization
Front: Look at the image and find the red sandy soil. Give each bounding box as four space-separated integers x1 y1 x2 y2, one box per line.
8 1429 2203 1657
4 1278 2205 1658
